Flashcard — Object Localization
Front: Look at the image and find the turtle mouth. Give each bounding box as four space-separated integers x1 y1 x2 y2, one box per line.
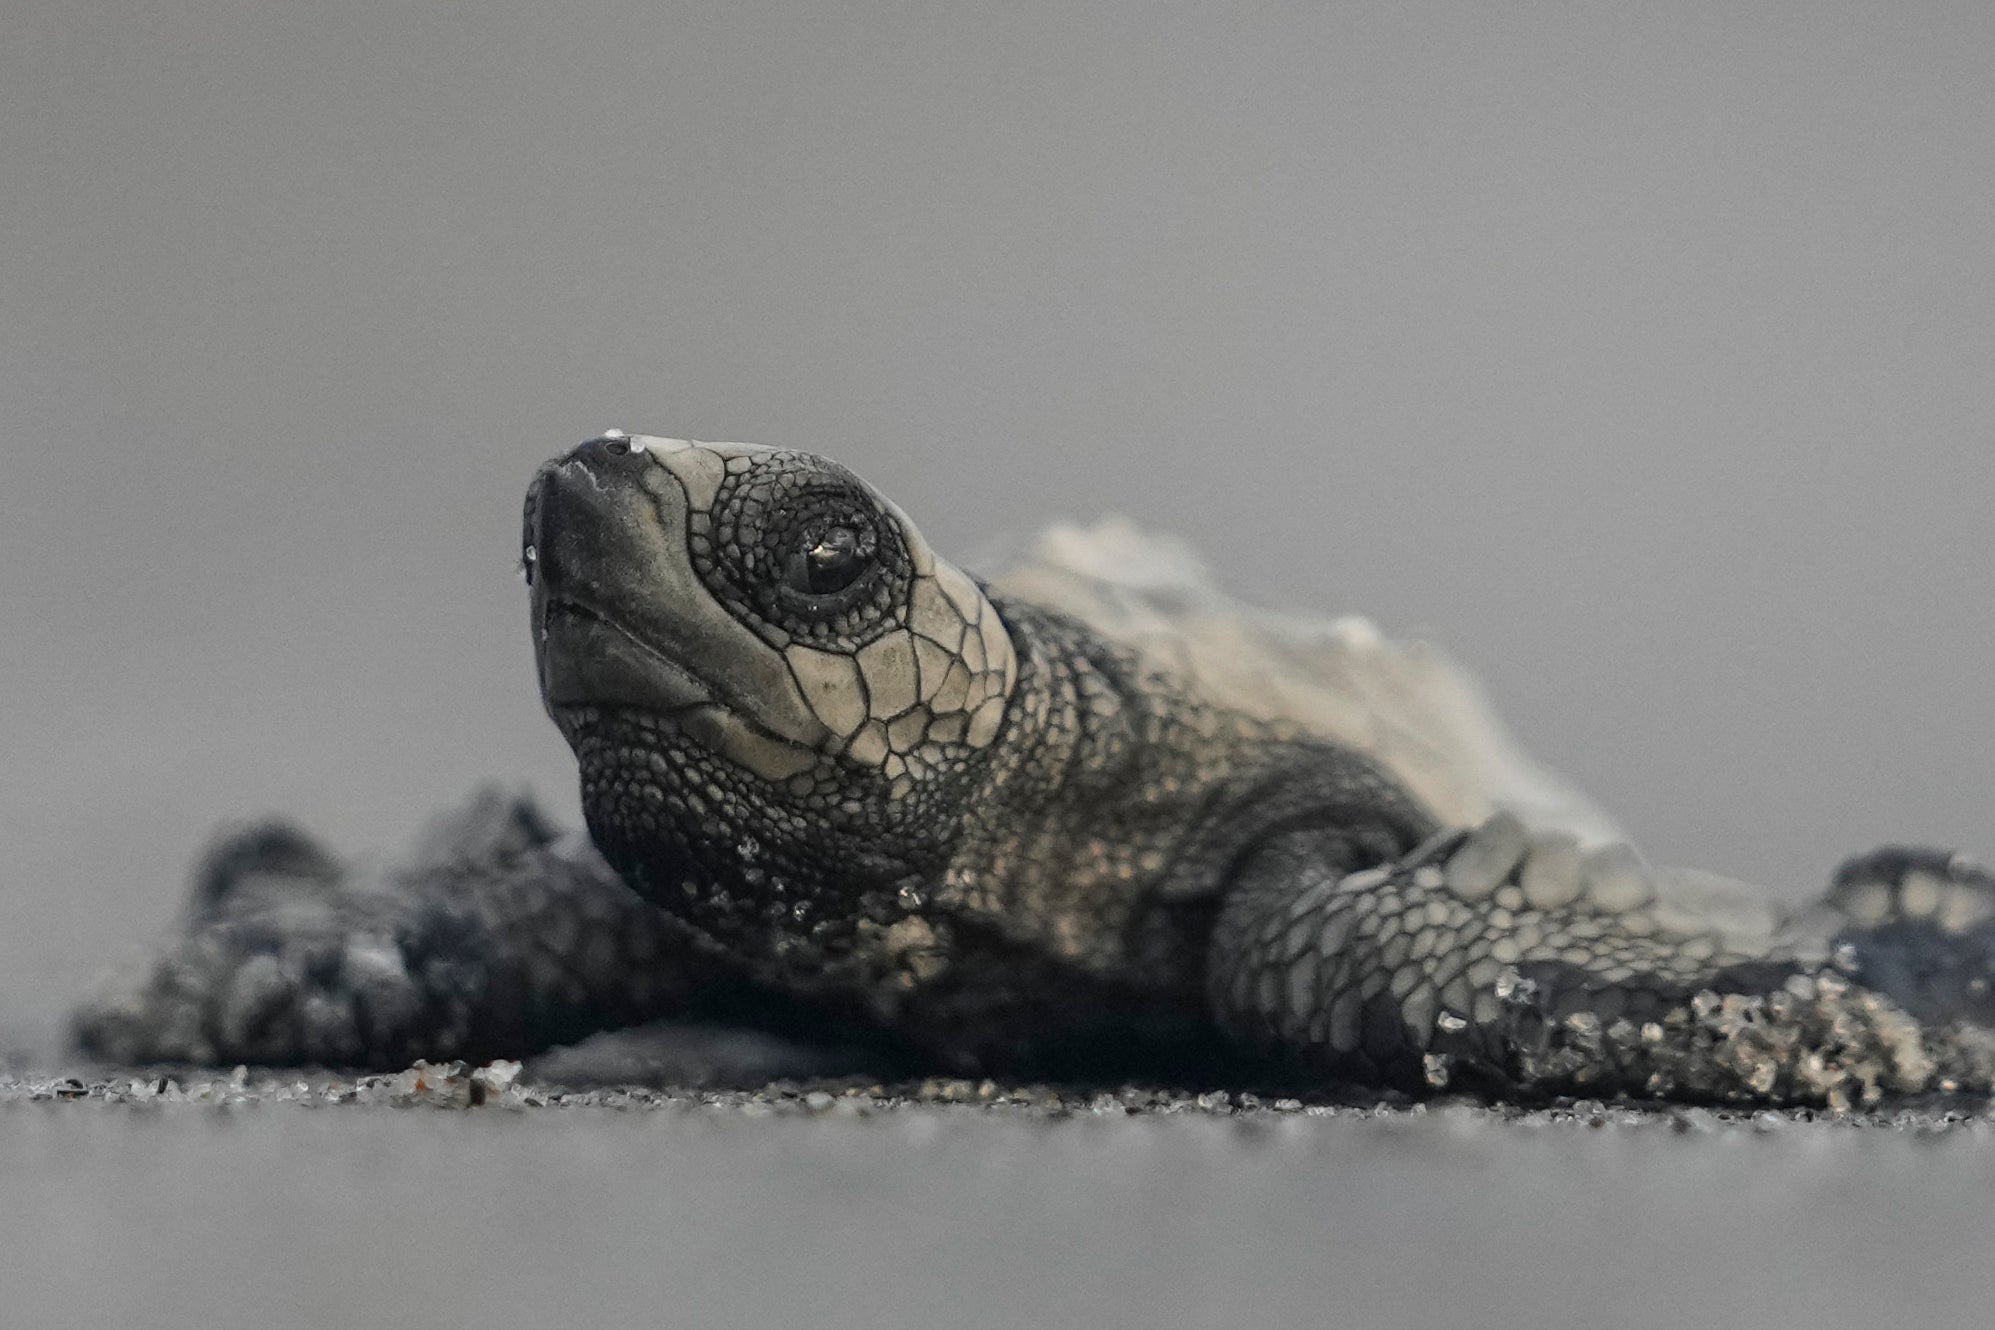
538 596 824 784
537 595 720 716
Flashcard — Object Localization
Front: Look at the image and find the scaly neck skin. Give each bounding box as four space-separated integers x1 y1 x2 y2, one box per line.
927 597 1442 1004
559 695 985 995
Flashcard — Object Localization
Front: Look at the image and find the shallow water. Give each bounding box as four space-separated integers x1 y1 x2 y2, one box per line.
5 1096 1990 1329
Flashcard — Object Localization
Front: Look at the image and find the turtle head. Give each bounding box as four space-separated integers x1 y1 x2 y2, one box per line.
522 432 1018 972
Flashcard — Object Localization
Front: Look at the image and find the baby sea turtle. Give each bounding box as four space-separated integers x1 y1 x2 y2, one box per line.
74 433 1995 1106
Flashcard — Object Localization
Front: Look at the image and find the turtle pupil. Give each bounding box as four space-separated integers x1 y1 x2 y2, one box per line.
802 526 867 594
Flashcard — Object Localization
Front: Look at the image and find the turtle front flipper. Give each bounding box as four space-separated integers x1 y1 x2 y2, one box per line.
71 790 706 1069
1208 814 1995 1106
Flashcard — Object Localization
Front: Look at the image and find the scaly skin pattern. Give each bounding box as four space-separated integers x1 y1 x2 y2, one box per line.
73 433 1995 1108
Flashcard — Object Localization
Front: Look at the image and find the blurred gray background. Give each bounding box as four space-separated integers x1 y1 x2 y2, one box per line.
4 0 1993 1038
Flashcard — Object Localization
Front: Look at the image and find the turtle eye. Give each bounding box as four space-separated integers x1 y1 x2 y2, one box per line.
697 454 910 643
786 523 873 596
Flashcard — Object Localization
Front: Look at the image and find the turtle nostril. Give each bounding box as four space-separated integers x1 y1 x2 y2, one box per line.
579 429 642 461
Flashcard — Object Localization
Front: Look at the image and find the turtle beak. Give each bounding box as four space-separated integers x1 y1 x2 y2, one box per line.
521 433 828 748
526 434 713 715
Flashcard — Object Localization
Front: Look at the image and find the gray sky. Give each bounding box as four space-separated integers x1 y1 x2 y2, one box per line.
3 1 1993 1030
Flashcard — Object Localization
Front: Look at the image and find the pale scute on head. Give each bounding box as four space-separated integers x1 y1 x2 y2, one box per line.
618 436 1017 791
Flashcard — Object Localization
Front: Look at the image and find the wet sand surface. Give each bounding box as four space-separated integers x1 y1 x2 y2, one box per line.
5 1065 1993 1328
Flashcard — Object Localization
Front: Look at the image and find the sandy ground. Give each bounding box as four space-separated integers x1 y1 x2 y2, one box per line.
5 1060 1995 1328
